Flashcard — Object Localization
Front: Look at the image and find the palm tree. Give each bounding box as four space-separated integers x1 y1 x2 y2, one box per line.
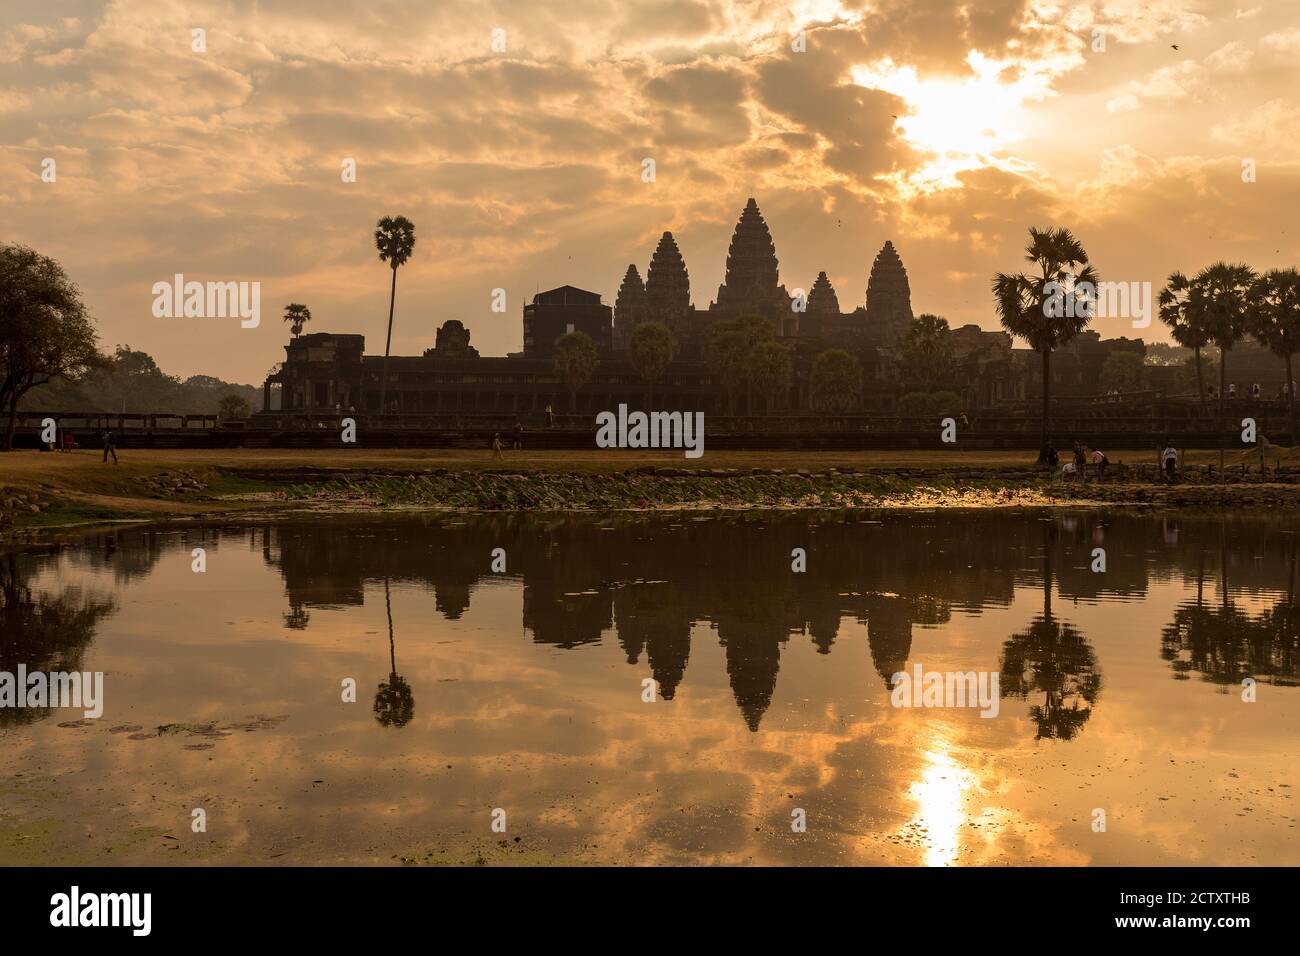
900 313 954 392
1193 261 1256 416
282 303 312 338
374 215 416 416
628 321 677 409
809 349 863 413
1250 268 1300 442
707 314 776 415
1158 271 1211 411
991 227 1099 462
552 330 599 413
744 339 794 415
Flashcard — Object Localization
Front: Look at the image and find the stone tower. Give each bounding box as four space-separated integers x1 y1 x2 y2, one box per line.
802 271 840 341
645 231 691 334
613 263 648 351
713 198 791 330
864 240 914 344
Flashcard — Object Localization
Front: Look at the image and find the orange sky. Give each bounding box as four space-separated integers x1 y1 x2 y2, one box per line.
2 0 1298 383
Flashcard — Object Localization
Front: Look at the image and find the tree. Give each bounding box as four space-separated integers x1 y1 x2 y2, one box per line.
628 321 677 409
809 349 862 413
1099 350 1147 393
218 393 250 421
1158 271 1212 410
0 245 101 450
1250 268 1300 441
283 303 312 338
1193 261 1256 416
744 339 793 414
374 215 416 415
992 227 1099 462
552 331 599 413
707 314 776 415
900 313 954 391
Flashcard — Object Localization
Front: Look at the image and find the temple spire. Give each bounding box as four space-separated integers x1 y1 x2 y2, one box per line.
645 231 691 331
613 263 647 350
865 240 913 343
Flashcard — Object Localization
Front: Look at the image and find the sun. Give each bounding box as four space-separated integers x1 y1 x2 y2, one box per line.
852 51 1055 191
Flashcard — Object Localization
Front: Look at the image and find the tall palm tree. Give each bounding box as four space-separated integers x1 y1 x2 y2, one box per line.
1250 268 1300 442
991 227 1099 463
374 215 416 416
282 302 312 338
1193 261 1256 416
628 321 677 408
1157 272 1211 411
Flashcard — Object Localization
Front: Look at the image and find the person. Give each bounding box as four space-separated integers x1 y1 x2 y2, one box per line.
1161 442 1178 480
62 431 78 451
1091 447 1108 482
1061 459 1077 481
492 433 504 459
1046 444 1060 477
1228 382 1237 398
512 421 523 450
544 402 555 427
1073 442 1087 480
101 428 118 465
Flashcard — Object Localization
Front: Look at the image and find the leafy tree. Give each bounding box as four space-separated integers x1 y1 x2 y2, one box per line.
218 393 251 420
809 349 862 414
628 321 677 408
707 314 776 415
900 313 954 391
283 303 312 338
1250 268 1300 440
992 227 1099 462
1158 271 1211 410
552 330 599 412
1193 261 1256 415
0 244 101 449
1099 350 1147 392
374 215 416 414
743 339 793 414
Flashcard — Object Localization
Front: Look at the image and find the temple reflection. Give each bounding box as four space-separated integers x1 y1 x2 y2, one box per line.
6 511 1299 733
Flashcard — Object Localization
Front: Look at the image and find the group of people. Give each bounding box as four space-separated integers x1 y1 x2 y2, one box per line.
491 421 525 458
1047 442 1109 482
1046 441 1181 481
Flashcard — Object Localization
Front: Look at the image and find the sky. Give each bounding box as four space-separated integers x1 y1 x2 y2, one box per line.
1 0 1298 385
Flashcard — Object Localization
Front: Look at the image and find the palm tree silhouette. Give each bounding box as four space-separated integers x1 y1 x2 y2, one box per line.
1158 271 1211 412
1248 268 1300 442
992 227 1099 463
373 576 414 727
1193 261 1256 416
374 215 416 416
282 302 312 338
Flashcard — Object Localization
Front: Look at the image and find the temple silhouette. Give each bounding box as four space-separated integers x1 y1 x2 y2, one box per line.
260 198 1028 417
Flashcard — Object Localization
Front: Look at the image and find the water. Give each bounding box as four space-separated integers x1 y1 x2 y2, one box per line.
1 510 1297 866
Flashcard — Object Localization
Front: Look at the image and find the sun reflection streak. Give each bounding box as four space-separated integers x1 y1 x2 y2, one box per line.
902 736 976 866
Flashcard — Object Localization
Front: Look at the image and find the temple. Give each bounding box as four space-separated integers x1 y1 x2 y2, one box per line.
262 197 1188 418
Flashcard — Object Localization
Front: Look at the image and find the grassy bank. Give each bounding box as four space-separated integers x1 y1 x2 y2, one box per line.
2 447 1296 535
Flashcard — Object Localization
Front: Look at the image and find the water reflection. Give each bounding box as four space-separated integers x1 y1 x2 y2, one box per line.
3 510 1299 866
4 512 1299 735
